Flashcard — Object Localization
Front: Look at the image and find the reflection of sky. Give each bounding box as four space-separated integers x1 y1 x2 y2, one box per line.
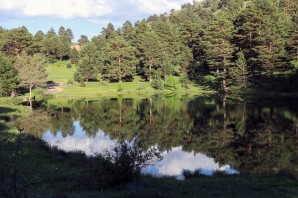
43 121 238 177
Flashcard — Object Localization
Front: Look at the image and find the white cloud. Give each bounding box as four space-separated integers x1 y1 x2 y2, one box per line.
0 0 112 19
0 0 196 20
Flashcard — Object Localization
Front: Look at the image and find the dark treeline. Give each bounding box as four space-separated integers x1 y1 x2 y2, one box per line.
1 0 298 97
17 96 298 175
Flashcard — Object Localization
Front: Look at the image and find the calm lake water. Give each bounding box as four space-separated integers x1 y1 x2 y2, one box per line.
20 95 298 177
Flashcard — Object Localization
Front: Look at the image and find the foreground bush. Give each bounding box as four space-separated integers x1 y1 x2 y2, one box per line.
78 141 162 189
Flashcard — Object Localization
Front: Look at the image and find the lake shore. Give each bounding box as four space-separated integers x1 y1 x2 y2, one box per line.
0 131 297 198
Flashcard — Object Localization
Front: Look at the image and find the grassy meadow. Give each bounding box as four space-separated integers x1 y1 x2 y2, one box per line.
45 61 212 99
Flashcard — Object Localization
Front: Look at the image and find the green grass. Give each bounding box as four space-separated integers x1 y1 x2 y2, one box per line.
47 61 76 83
45 61 212 99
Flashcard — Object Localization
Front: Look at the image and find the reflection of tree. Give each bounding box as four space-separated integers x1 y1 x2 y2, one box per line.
17 109 51 137
48 107 74 137
24 96 298 175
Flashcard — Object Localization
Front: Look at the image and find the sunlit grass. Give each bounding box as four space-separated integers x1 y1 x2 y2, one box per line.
46 61 212 99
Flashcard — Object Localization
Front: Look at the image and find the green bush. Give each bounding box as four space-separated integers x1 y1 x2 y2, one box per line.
179 76 190 89
67 79 73 85
182 169 205 180
151 78 164 90
79 141 162 189
164 76 179 91
73 71 81 82
66 63 72 68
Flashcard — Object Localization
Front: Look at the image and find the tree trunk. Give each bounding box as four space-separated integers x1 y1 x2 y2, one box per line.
11 90 16 98
149 65 152 83
29 85 33 100
119 98 122 124
149 97 153 124
223 56 228 94
118 58 122 83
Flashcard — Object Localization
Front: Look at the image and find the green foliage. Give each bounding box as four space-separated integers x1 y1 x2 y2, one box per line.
102 34 137 82
179 76 190 89
182 169 206 180
79 141 162 189
69 48 79 64
151 77 164 90
76 43 101 82
0 54 18 97
78 35 89 46
1 0 298 94
14 53 48 98
164 76 179 91
67 79 73 85
66 63 72 68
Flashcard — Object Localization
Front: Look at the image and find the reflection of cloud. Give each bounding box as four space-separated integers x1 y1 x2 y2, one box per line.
42 121 238 177
148 147 238 176
43 121 115 155
157 147 219 175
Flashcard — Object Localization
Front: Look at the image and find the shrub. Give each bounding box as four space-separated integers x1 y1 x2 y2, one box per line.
79 141 162 189
182 169 205 180
66 63 72 68
179 76 190 89
151 78 164 90
164 76 179 91
73 71 81 82
67 79 73 85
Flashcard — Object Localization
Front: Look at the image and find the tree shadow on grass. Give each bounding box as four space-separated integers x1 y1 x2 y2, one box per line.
0 106 17 114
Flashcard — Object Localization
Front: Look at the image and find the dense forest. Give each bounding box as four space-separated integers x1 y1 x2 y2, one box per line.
0 0 298 97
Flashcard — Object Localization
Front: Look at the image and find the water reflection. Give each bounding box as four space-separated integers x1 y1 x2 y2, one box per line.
17 95 298 176
43 121 237 177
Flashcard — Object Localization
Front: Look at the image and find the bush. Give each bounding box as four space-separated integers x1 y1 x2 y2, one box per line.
66 63 72 68
79 82 86 87
164 76 179 91
73 71 81 82
67 79 73 85
182 169 205 180
79 141 162 189
179 76 190 89
151 78 164 90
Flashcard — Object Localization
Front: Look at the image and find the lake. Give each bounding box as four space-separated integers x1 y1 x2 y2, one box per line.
18 95 298 178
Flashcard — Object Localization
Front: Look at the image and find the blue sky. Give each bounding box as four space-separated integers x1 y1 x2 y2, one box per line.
0 0 195 41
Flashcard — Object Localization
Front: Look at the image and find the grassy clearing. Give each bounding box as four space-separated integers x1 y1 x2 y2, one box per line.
0 132 297 198
45 61 212 99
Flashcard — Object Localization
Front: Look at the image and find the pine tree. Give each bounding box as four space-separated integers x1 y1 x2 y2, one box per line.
69 48 79 64
78 35 89 47
121 21 134 41
1 27 33 57
76 43 102 82
137 31 162 82
231 51 249 89
101 23 115 39
103 35 137 82
152 19 181 78
0 54 18 96
201 13 235 93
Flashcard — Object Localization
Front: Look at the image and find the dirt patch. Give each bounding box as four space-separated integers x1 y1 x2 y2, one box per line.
45 82 64 94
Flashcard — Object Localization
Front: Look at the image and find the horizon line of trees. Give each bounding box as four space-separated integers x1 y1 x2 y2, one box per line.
0 0 298 98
